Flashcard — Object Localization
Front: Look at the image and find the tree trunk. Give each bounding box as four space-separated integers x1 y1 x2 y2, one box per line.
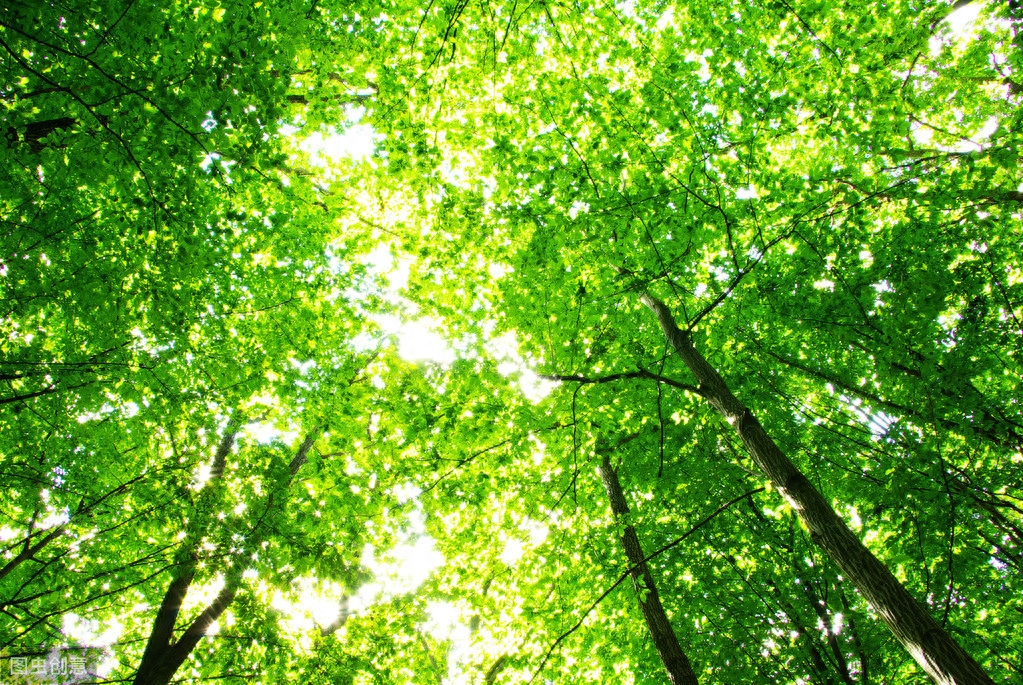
641 293 995 685
131 424 322 685
133 579 239 685
598 454 699 685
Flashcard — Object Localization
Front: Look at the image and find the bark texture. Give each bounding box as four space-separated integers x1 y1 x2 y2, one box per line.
599 454 699 685
641 293 995 685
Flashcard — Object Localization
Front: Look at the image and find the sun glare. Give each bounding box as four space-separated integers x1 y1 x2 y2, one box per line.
284 106 382 165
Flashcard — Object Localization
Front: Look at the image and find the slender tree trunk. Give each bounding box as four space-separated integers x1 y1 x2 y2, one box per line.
132 424 322 685
640 293 995 685
598 454 699 685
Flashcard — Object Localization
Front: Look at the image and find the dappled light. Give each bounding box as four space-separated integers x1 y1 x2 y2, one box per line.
1 1 1021 684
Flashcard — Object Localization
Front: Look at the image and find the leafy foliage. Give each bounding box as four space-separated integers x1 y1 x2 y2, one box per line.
2 0 1021 684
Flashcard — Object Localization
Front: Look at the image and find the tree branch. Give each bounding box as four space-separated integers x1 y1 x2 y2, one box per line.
539 369 701 396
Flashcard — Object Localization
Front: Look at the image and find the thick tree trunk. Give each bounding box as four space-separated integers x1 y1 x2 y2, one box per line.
598 454 699 685
641 294 995 685
133 579 239 685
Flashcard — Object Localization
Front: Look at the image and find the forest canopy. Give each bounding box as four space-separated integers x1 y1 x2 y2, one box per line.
1 1 1021 684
